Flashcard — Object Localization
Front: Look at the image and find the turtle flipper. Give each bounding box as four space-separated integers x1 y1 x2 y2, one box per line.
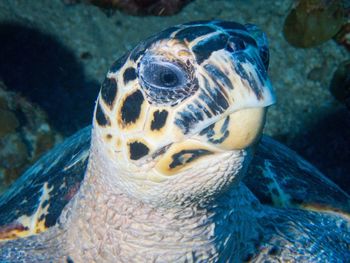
0 127 91 241
247 206 350 262
245 135 350 214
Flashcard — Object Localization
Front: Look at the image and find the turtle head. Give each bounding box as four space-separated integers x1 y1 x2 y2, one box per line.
92 21 275 206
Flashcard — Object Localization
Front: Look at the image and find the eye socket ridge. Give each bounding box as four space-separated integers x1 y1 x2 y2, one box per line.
139 58 188 90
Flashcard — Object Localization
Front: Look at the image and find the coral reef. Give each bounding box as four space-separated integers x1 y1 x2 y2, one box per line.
283 0 345 47
0 81 62 193
63 0 192 16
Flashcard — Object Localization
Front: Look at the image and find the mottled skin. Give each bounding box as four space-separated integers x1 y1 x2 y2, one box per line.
1 21 350 262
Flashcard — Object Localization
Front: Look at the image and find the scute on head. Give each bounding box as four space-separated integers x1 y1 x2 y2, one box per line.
92 20 275 205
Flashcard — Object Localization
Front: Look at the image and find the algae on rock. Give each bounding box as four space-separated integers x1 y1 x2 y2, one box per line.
283 0 345 47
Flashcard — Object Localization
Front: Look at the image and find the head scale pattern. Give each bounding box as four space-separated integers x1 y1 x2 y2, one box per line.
93 20 275 182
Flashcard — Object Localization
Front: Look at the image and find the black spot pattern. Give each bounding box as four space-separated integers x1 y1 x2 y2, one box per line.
200 77 229 114
169 149 212 169
121 90 144 125
129 141 149 160
100 77 117 108
192 33 229 64
225 36 246 53
110 53 128 73
95 102 111 126
123 67 137 84
151 110 168 130
199 116 230 144
204 64 234 90
225 30 257 48
154 26 180 40
38 213 45 222
42 200 49 209
174 76 229 135
175 109 199 134
187 104 204 122
194 99 212 118
268 246 282 256
251 55 268 84
175 26 216 42
199 123 215 137
67 256 74 263
231 53 265 99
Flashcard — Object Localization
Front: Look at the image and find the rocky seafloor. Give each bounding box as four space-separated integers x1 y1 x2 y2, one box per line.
0 0 349 193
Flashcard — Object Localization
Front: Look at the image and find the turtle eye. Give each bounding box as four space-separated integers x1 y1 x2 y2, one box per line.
137 54 197 106
140 60 187 90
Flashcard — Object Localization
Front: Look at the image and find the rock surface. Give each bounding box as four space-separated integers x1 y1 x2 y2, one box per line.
0 81 62 193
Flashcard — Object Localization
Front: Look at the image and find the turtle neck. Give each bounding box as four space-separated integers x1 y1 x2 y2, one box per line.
63 137 264 262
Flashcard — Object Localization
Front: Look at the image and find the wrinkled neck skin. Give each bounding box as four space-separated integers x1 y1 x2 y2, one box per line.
62 128 263 262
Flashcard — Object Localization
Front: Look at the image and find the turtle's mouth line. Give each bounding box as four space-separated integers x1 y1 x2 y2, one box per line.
187 106 267 148
149 113 231 161
150 107 267 161
185 106 262 139
151 143 173 159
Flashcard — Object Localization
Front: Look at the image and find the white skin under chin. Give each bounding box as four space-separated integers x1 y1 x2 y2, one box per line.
58 127 263 262
89 126 253 207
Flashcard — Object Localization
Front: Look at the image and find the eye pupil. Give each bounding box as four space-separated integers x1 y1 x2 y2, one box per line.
139 59 186 90
161 71 178 86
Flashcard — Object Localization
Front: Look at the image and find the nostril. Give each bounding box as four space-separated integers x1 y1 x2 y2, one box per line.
226 36 246 53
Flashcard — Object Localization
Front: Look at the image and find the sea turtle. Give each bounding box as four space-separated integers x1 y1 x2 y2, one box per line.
0 20 349 262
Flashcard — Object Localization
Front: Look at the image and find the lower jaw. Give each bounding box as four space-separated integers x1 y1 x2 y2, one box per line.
153 107 266 176
202 107 267 151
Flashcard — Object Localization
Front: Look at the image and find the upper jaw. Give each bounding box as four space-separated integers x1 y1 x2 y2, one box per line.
147 106 267 177
192 107 267 151
180 71 275 141
143 76 275 165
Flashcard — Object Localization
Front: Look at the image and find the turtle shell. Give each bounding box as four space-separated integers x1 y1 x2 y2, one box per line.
0 128 349 241
0 127 90 240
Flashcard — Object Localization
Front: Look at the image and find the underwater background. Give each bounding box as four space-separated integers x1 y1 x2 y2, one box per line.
0 0 349 194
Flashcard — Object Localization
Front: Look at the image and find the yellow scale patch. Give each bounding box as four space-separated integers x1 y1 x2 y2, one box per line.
192 108 266 151
155 140 218 176
0 182 53 241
